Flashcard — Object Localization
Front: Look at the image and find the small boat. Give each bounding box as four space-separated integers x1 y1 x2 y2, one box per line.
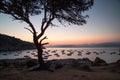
100 51 106 54
67 53 72 56
14 54 19 56
54 53 60 57
86 51 91 55
47 50 51 52
78 51 81 53
44 51 49 54
2 53 7 55
93 52 99 55
34 55 38 57
26 51 30 53
110 52 116 55
61 50 65 54
78 53 82 56
31 53 35 55
51 50 57 53
24 55 31 58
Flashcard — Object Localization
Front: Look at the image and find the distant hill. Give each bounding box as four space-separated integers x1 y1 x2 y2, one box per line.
0 33 35 51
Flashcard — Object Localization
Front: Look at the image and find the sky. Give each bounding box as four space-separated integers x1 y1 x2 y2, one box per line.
0 0 120 45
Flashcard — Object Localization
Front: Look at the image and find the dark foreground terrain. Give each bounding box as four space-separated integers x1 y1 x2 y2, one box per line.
0 58 120 80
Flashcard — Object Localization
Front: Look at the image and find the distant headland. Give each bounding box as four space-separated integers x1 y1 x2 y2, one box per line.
0 33 35 51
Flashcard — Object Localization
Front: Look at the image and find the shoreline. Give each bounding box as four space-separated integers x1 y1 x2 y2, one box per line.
0 57 119 68
0 58 120 80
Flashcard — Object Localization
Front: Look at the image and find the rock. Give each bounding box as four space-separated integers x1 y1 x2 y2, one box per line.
49 64 56 71
26 59 37 68
28 64 40 71
77 58 93 66
47 60 65 71
93 57 107 66
55 63 64 69
13 59 26 68
50 61 64 69
116 60 120 64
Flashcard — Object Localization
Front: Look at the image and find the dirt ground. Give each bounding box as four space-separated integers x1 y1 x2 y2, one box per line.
0 64 120 80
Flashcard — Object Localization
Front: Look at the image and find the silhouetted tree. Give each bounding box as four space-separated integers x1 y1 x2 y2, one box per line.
0 0 94 69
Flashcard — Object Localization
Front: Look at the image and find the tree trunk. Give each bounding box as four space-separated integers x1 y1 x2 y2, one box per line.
33 36 47 69
37 45 45 68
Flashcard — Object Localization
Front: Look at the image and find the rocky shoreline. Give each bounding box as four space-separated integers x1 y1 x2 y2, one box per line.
0 57 120 80
0 57 119 71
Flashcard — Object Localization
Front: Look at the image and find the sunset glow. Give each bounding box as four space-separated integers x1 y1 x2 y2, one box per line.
0 0 120 46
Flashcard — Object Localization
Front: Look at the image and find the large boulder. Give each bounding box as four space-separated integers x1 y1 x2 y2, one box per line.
47 60 65 71
72 58 92 71
116 60 120 64
93 57 107 66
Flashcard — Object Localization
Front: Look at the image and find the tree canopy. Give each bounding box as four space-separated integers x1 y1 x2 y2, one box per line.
0 0 40 20
45 0 93 25
0 0 93 28
0 0 94 69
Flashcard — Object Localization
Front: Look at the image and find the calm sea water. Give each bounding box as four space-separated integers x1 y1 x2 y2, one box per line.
0 47 120 63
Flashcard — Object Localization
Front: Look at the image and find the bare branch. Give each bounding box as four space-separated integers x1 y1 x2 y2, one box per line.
37 17 54 39
43 17 54 31
50 22 59 27
41 19 46 32
41 4 47 32
25 19 37 36
39 36 48 44
41 43 49 45
24 27 33 34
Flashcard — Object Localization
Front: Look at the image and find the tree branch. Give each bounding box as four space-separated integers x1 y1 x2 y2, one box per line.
24 27 33 34
41 4 47 32
41 43 49 45
41 19 46 32
25 18 37 36
39 36 48 44
37 17 54 39
43 18 54 31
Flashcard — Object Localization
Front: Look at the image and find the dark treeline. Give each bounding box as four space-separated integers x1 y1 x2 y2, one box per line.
0 33 35 51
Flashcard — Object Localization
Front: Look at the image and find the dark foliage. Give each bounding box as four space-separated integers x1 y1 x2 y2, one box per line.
0 0 40 20
44 0 94 25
